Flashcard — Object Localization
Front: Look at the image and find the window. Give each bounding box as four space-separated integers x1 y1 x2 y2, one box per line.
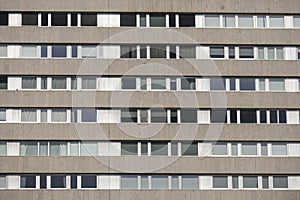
169 14 176 27
140 14 146 27
50 142 67 156
41 13 48 26
179 14 195 27
39 142 48 156
180 109 197 123
268 47 275 59
121 109 137 123
141 176 149 189
243 176 258 188
81 175 97 188
210 78 226 90
242 143 257 155
257 15 266 28
20 175 36 188
205 15 220 27
121 46 137 58
258 47 264 59
41 109 47 123
240 110 256 123
151 78 166 90
72 46 78 58
150 14 166 27
120 14 136 26
270 110 286 124
269 15 284 28
229 78 236 90
41 45 47 58
81 77 96 89
231 143 238 156
150 46 166 58
213 176 228 188
223 15 235 27
40 175 47 189
52 77 66 89
152 175 168 189
171 143 178 156
80 141 98 156
238 15 253 27
273 176 288 188
232 176 239 189
70 142 79 156
170 109 178 123
81 13 97 26
52 45 67 58
259 79 265 91
121 143 138 155
21 109 37 122
211 109 227 123
0 142 6 155
71 77 77 90
71 13 78 26
151 109 167 123
122 77 136 89
140 45 147 58
169 45 176 58
71 175 77 189
140 109 149 123
229 46 235 59
239 47 254 59
51 13 67 26
141 142 148 156
81 45 97 58
181 143 198 156
81 109 97 122
212 143 227 155
0 13 8 26
51 175 66 188
20 142 38 156
179 46 196 58
170 78 177 90
240 78 255 91
0 109 5 121
151 142 168 156
210 46 224 58
262 176 269 189
0 45 7 57
51 109 67 122
0 76 7 89
269 78 284 91
181 78 195 90
261 143 268 156
293 16 300 28
182 175 198 189
272 143 287 155
22 45 37 58
121 175 138 189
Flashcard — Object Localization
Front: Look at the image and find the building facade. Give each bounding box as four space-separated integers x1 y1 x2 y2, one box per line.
0 0 300 199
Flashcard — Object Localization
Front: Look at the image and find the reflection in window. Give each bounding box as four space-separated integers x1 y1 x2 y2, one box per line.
179 46 196 58
121 109 137 123
81 109 97 122
51 13 67 26
52 77 66 89
150 14 166 27
20 175 36 188
181 78 195 90
20 142 38 156
50 142 67 156
180 109 197 123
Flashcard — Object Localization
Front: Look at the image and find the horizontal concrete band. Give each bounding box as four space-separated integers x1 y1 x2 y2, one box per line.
0 157 299 174
0 124 299 141
1 28 299 45
0 91 299 108
0 59 300 77
1 0 299 13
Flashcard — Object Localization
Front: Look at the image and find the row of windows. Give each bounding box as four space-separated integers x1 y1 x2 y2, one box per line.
0 141 296 157
0 45 299 60
0 174 294 190
1 12 300 28
1 108 300 124
1 76 299 92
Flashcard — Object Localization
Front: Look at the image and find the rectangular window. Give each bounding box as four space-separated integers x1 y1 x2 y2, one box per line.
81 45 97 58
170 78 177 90
261 143 268 156
51 175 66 188
272 143 287 155
259 79 265 91
41 45 47 58
211 109 227 123
40 175 47 189
120 14 136 27
70 142 79 156
169 45 176 59
269 15 284 28
293 16 300 28
205 15 220 27
22 45 37 57
262 176 269 189
140 14 146 27
0 142 6 155
240 110 257 123
71 175 77 189
72 46 78 58
0 109 5 122
50 142 67 156
39 142 48 156
121 45 137 58
150 46 166 58
230 78 236 90
210 77 226 90
212 143 227 155
0 76 7 90
171 143 178 156
242 143 257 155
169 14 176 27
210 46 224 58
276 47 283 60
41 13 48 26
240 78 255 90
151 78 166 90
20 142 38 156
180 109 197 123
71 77 77 90
239 47 254 59
181 143 198 156
151 109 167 123
80 141 98 156
51 13 67 26
71 13 78 26
121 109 137 123
0 45 7 57
121 175 138 189
269 78 285 91
260 110 267 124
81 109 97 122
52 77 66 89
51 109 67 122
232 176 239 189
81 13 97 26
150 14 166 27
141 176 149 189
243 176 258 188
141 142 148 156
238 15 253 27
52 45 67 58
140 45 147 58
182 175 198 189
258 47 264 59
229 109 237 123
257 15 266 28
81 77 96 89
121 143 138 155
179 14 195 27
268 47 275 59
21 109 37 122
81 175 97 188
231 143 238 156
229 46 235 59
0 13 8 26
273 176 288 188
223 15 235 28
181 77 195 90
0 176 6 188
122 77 136 89
213 176 228 188
170 109 178 123
152 175 168 189
151 142 168 156
179 46 196 58
140 109 149 123
20 175 36 188
40 109 47 123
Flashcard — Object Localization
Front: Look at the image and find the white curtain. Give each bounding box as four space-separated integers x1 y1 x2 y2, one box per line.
21 45 37 58
21 109 37 122
51 109 67 122
81 46 97 58
52 77 66 89
20 142 38 156
50 142 67 156
22 77 36 89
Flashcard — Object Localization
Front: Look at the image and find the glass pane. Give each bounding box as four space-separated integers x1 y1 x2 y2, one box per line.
272 143 287 155
276 47 283 59
121 46 137 58
80 141 98 156
0 76 7 90
71 175 77 189
172 176 179 189
240 110 257 123
140 110 149 123
52 77 67 89
20 142 38 156
21 109 37 122
213 176 228 188
231 143 238 156
238 15 253 27
71 77 77 89
232 176 239 188
259 79 265 91
22 45 37 57
81 109 97 122
81 175 97 188
182 175 198 189
179 46 196 58
0 176 6 188
0 142 6 155
152 175 168 189
151 109 167 123
242 143 257 155
181 143 198 156
239 47 254 58
181 78 195 90
269 15 284 28
268 47 275 59
171 143 178 156
72 46 78 58
210 77 226 90
269 78 285 91
70 142 79 156
22 13 38 26
20 175 36 188
180 109 197 123
230 109 237 123
151 78 166 90
51 109 67 122
81 77 96 89
50 142 67 156
273 176 288 188
150 46 166 58
229 47 235 59
223 15 235 27
179 14 195 27
258 47 264 59
82 45 97 58
52 45 67 58
22 77 37 89
140 14 146 27
81 14 97 26
0 13 8 26
141 176 149 189
41 109 47 123
210 109 227 123
51 175 66 188
41 77 47 89
151 143 168 156
262 176 269 189
0 45 7 57
150 14 166 27
120 14 136 27
141 142 148 156
121 109 137 123
170 78 177 90
121 143 138 155
261 143 268 156
51 13 67 26
230 78 236 90
210 46 224 58
243 176 258 188
40 175 46 189
257 15 266 28
212 143 227 155
240 78 255 90
205 15 220 27
41 45 47 57
121 175 138 189
293 16 300 28
39 142 48 156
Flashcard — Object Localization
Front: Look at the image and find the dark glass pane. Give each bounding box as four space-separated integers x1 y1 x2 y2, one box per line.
22 13 38 25
230 78 236 90
240 110 256 123
169 14 176 27
170 109 177 123
0 13 8 26
213 176 228 188
210 46 224 58
121 143 138 155
151 142 168 156
180 109 197 123
41 45 47 57
230 110 237 123
150 46 166 58
140 14 146 27
229 47 235 59
171 143 178 155
181 78 195 90
279 110 286 123
270 110 278 123
71 175 77 189
240 78 255 90
41 13 48 26
72 46 78 58
51 175 66 188
170 45 176 59
260 110 267 123
0 76 7 90
40 175 47 189
120 14 136 26
262 176 269 189
210 78 226 90
211 109 227 123
141 142 148 155
81 109 97 122
179 14 195 27
273 176 288 188
181 143 198 156
52 45 67 57
81 175 97 188
71 13 78 26
140 46 147 58
51 13 67 26
21 175 36 188
81 13 97 26
232 176 238 188
150 14 166 27
121 109 137 123
151 108 167 123
121 46 137 58
239 47 254 58
122 77 136 89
